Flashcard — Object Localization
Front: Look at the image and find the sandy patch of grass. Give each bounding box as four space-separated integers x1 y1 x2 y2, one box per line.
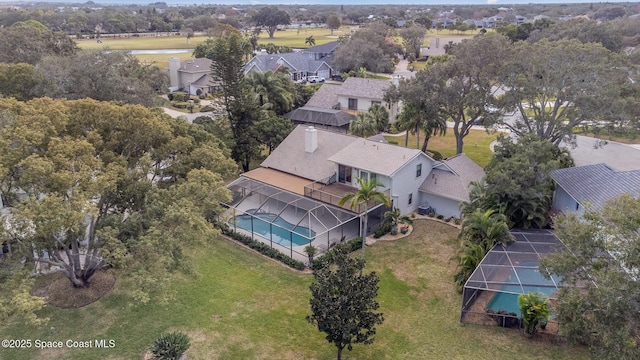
40 270 116 309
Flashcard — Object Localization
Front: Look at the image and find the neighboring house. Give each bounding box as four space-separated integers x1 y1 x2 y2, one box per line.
244 42 340 81
550 163 640 214
281 107 354 133
168 57 218 95
335 77 400 123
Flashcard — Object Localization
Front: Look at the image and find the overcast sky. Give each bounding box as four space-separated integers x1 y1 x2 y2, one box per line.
0 0 633 5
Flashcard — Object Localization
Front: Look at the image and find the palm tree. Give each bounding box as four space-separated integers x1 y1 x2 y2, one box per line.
383 207 412 234
396 103 423 148
460 208 512 253
350 113 377 138
420 113 447 152
245 70 293 115
305 35 316 47
368 104 389 132
339 177 391 263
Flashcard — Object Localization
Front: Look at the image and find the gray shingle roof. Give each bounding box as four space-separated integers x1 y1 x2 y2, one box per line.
245 52 331 74
419 153 485 202
178 58 211 73
304 41 340 54
328 139 426 177
551 163 640 212
281 107 354 127
305 84 341 109
261 125 358 182
335 77 393 101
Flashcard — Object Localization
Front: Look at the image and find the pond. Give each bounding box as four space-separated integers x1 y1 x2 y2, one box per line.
128 49 194 55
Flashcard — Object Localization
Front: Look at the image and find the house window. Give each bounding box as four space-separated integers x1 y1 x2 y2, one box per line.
371 101 381 106
339 165 352 184
348 98 358 110
416 164 422 177
408 193 413 205
359 171 378 184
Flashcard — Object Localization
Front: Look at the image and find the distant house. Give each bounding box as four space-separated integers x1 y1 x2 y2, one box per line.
244 42 340 81
550 163 640 214
281 77 400 132
334 77 400 123
168 57 218 95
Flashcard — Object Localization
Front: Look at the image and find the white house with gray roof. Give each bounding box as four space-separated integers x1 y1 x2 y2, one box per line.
243 42 340 81
550 163 640 214
231 125 483 228
335 77 400 123
168 57 218 95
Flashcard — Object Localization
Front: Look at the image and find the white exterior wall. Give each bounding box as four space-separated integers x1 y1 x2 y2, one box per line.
337 95 399 124
552 186 584 215
388 155 435 216
420 193 462 219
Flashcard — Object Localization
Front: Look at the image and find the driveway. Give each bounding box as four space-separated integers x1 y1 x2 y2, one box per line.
564 136 640 171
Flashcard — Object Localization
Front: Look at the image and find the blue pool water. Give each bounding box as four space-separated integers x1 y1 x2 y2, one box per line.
231 212 315 247
487 263 560 316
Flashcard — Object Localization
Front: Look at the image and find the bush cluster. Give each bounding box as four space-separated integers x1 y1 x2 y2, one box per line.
199 105 215 112
217 223 306 271
149 331 190 360
373 223 392 238
171 102 190 109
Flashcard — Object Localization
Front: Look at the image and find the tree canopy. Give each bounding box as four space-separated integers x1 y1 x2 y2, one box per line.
0 20 76 65
0 98 235 324
541 194 640 359
492 38 628 145
307 245 384 360
252 6 290 39
334 22 400 74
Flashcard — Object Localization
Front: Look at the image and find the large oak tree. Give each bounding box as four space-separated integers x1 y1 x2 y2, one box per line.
0 98 235 323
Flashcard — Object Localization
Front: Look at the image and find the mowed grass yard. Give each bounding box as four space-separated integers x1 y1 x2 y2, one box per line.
76 27 353 69
385 129 499 168
0 220 587 360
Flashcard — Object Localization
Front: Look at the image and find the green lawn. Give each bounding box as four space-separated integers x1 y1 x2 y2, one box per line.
76 27 352 70
385 129 498 168
0 221 587 360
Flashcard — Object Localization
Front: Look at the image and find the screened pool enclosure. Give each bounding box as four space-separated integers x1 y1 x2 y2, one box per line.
223 177 362 263
461 229 566 331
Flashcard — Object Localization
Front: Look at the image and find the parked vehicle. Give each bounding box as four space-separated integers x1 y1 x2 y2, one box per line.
308 76 325 83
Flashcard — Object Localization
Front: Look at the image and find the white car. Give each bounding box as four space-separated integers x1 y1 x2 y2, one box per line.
308 76 325 83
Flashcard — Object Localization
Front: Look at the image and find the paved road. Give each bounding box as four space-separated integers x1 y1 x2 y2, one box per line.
392 58 416 79
498 111 640 171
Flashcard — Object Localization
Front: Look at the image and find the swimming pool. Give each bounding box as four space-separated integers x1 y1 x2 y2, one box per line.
487 263 560 316
230 212 315 247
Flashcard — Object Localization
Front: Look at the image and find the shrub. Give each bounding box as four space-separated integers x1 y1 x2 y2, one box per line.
387 140 398 145
196 88 202 96
429 150 443 160
453 218 461 225
167 93 174 101
427 212 435 218
217 223 306 271
149 331 190 360
445 217 452 223
199 105 215 112
437 214 444 220
172 102 189 109
171 91 188 102
373 223 392 238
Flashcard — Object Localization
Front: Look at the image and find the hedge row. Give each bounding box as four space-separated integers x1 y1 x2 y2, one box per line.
217 223 306 271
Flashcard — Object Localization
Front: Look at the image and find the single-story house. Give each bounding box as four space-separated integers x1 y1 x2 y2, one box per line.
168 57 219 95
224 126 484 259
550 163 640 214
